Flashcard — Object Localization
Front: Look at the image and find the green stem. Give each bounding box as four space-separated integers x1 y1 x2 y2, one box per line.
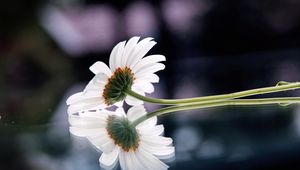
126 81 300 105
132 97 300 127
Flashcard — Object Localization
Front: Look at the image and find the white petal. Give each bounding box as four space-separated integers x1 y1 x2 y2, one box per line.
85 81 105 91
114 101 124 108
136 147 169 170
109 41 124 71
129 152 146 169
124 152 136 170
89 61 112 76
69 127 104 137
141 135 173 146
135 63 165 76
67 101 105 114
76 77 105 93
68 115 106 128
102 140 115 153
79 110 110 119
140 141 175 160
119 151 128 170
121 36 140 67
137 116 157 130
132 55 166 73
87 133 111 151
99 146 120 168
139 125 164 136
135 73 159 83
66 92 84 105
92 72 109 84
114 41 126 71
130 41 157 69
67 83 104 105
67 95 103 105
125 88 145 106
127 38 155 68
83 89 103 98
137 73 159 83
115 107 127 117
133 81 155 93
127 105 146 122
125 95 144 106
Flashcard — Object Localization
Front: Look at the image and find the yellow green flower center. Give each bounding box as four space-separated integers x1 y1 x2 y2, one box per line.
103 67 135 105
106 115 139 151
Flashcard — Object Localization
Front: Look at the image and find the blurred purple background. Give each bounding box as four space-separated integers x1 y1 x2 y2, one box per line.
1 0 300 170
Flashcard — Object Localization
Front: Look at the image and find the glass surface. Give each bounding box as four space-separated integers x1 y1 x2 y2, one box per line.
2 103 300 170
1 54 300 170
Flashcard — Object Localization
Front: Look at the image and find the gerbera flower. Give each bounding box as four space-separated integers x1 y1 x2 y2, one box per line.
69 105 174 170
66 37 166 114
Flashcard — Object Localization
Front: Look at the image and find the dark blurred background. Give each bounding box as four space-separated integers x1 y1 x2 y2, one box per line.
1 0 300 169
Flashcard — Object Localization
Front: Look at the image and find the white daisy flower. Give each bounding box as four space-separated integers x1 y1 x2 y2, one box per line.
69 105 174 170
66 37 166 114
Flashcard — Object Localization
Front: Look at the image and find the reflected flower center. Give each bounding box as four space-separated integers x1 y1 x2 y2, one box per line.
106 115 139 151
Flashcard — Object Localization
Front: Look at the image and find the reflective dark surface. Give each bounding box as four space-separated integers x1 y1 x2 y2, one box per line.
1 0 300 169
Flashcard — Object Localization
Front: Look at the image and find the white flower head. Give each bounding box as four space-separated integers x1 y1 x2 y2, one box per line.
66 37 166 114
69 105 174 170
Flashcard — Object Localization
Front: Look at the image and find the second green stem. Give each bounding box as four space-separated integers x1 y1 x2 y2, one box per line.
132 97 300 126
126 81 300 105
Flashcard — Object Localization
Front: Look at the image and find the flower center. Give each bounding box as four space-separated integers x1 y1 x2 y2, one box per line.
103 67 135 105
106 115 139 151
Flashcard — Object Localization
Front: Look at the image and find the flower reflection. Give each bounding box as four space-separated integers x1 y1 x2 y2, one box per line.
68 105 174 170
